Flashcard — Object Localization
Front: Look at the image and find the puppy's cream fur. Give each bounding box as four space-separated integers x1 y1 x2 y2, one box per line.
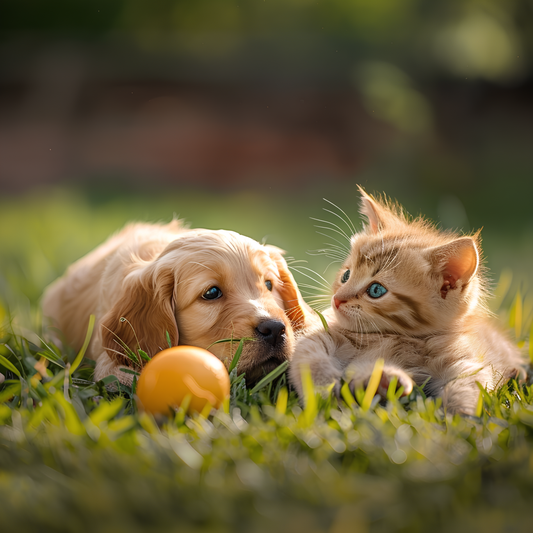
43 220 310 385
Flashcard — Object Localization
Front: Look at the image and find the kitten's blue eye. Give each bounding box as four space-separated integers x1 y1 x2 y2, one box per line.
202 286 223 300
265 280 273 291
341 270 350 283
367 283 387 298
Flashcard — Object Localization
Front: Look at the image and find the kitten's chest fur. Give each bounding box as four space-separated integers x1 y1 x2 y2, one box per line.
333 316 520 389
334 328 429 378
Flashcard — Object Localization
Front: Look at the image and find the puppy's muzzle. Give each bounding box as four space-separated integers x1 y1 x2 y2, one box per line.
255 319 286 348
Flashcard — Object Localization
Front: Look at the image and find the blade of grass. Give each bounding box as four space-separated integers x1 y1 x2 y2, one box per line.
361 358 384 411
36 350 65 368
529 321 533 364
228 339 245 373
493 269 512 310
475 389 484 417
69 315 95 375
0 382 21 403
275 387 288 415
301 365 317 426
249 361 289 395
0 352 21 378
314 309 329 333
138 349 150 362
514 290 523 340
340 381 356 409
386 376 398 403
207 337 256 349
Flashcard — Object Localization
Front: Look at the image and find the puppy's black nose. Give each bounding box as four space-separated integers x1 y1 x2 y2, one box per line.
256 320 286 347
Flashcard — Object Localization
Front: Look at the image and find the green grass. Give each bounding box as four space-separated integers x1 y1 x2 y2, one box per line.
1 188 533 532
1 286 533 532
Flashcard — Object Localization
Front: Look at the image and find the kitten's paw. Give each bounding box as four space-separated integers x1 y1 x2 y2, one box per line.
377 368 414 397
349 367 414 398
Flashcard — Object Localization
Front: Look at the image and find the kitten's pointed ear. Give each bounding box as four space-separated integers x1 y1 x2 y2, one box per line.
428 237 479 298
358 186 390 234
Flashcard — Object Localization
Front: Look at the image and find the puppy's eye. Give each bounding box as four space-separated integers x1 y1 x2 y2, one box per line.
265 280 273 291
341 270 350 283
202 286 223 300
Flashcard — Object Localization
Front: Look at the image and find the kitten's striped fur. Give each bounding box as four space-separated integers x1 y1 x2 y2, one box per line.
289 187 525 415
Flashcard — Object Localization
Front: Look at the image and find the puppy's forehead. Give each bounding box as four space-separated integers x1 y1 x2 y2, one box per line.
162 229 278 281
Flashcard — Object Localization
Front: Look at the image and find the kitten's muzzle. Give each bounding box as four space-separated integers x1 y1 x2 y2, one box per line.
255 319 286 348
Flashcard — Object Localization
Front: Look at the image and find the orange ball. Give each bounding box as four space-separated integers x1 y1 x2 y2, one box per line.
136 346 230 416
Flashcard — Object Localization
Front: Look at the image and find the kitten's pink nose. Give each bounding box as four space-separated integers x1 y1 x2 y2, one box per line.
334 297 346 309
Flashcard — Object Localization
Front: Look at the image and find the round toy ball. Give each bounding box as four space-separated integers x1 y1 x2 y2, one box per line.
136 346 230 416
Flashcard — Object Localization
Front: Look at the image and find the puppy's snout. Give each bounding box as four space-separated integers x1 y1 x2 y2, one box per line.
255 319 286 347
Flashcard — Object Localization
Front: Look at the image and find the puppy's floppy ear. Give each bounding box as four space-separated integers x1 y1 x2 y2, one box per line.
265 246 310 332
101 263 179 368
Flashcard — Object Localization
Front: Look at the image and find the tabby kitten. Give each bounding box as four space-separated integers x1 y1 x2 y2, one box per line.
289 188 525 415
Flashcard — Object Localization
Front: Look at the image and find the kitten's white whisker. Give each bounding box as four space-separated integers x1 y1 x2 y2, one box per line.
313 224 351 243
298 284 331 291
299 289 331 297
315 232 350 252
322 207 356 238
285 259 309 266
305 297 331 305
308 302 331 312
304 299 332 306
290 266 331 289
310 217 352 242
323 260 342 274
322 241 350 253
290 274 330 292
307 249 346 261
322 198 357 234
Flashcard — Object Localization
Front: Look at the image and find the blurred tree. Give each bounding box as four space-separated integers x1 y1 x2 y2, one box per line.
1 0 531 83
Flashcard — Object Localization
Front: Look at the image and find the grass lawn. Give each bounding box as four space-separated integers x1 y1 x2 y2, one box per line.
1 188 532 532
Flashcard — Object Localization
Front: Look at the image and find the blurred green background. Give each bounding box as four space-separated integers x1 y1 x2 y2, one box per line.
1 0 532 312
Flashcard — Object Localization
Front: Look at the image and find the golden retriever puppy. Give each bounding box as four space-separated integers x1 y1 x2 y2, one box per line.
42 220 311 386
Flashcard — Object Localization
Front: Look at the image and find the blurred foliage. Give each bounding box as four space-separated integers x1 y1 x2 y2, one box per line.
2 0 533 83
